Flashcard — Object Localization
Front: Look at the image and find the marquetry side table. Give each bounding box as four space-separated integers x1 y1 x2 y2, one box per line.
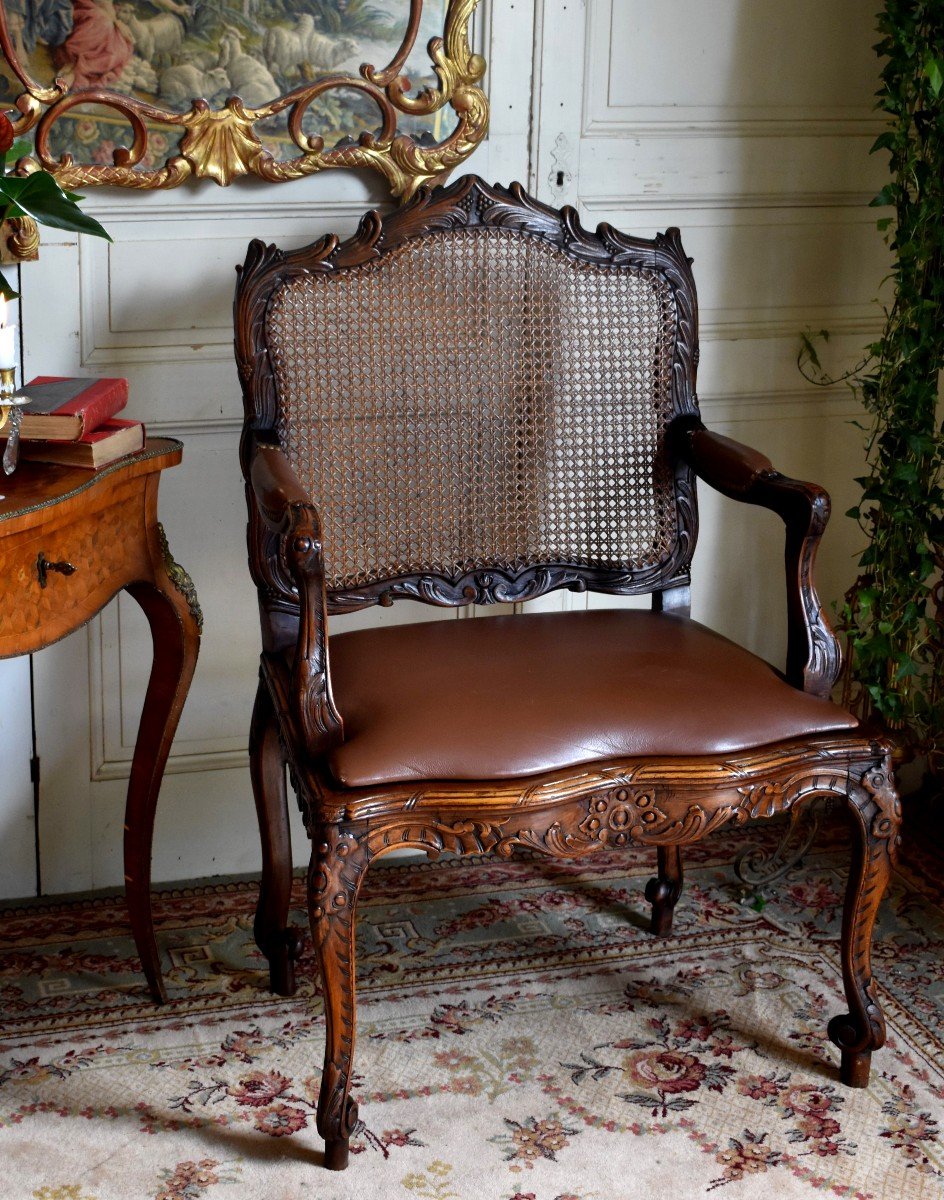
0 437 201 1003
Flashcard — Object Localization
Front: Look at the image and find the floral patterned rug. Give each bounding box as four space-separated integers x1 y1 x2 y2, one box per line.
0 814 942 1200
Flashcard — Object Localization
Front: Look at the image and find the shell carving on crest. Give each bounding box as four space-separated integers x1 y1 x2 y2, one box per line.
179 100 267 186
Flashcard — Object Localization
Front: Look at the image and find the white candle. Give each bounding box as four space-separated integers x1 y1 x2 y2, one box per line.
0 298 16 370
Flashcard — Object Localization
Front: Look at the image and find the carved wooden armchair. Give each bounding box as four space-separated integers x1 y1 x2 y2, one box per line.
234 176 900 1171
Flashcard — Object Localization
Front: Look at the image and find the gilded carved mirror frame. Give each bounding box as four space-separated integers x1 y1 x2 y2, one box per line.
0 0 485 194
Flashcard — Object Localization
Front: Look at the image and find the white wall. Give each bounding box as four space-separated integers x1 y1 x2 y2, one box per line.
0 0 886 898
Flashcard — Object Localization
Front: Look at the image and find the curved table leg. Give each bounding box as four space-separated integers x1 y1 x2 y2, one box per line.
123 526 201 1004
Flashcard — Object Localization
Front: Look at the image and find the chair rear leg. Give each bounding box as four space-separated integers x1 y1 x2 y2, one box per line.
646 845 684 936
250 677 303 996
309 825 370 1171
827 765 901 1087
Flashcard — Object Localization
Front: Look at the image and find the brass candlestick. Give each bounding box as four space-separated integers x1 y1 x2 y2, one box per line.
0 367 29 476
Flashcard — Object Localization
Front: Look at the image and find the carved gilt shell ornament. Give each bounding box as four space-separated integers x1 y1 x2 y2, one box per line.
0 0 486 195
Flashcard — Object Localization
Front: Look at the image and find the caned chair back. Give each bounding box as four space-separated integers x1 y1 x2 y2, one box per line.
236 177 700 611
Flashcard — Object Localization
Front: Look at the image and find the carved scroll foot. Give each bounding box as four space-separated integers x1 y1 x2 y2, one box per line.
827 761 901 1088
645 845 684 936
309 824 370 1170
250 677 304 996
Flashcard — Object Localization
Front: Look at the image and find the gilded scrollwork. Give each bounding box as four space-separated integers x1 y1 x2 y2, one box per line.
0 216 39 264
0 0 486 196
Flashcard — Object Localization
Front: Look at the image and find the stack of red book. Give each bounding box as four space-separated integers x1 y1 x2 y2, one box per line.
11 376 143 469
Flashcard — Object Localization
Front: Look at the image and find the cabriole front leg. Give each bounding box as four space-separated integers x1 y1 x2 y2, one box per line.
308 824 370 1171
827 761 901 1088
250 676 303 996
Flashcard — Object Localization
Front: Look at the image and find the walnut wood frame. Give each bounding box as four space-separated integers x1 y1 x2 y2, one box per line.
234 176 901 1171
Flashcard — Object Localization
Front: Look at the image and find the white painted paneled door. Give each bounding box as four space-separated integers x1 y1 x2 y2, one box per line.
0 0 886 898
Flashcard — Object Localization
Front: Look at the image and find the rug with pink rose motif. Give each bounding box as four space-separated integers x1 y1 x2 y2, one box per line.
0 813 942 1200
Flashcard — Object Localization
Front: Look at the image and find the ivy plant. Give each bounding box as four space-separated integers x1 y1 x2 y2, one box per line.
800 1 943 774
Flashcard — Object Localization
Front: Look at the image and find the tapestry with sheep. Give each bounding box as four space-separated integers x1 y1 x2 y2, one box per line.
0 0 447 167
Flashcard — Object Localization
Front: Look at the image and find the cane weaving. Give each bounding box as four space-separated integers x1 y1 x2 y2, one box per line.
265 227 680 593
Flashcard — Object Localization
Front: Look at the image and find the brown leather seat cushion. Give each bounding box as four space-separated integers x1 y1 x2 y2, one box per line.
326 610 858 787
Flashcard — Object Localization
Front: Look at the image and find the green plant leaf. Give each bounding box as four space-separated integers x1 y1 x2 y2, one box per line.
925 55 944 97
799 331 823 370
0 173 111 241
4 139 32 166
0 267 18 299
857 587 880 612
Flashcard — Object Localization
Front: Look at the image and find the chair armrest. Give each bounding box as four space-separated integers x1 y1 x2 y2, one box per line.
675 418 842 698
250 439 313 533
249 442 343 753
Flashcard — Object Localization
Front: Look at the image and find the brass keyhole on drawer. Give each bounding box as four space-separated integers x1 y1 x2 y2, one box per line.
36 552 77 588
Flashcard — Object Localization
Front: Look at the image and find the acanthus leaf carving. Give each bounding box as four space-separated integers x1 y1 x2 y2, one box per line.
308 825 370 1150
295 737 901 1165
345 743 899 865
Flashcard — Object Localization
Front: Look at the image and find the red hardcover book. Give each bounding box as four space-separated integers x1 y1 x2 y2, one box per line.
20 419 145 469
18 375 129 441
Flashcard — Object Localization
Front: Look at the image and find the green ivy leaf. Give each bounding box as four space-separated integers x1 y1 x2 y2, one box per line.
857 588 880 612
925 55 944 97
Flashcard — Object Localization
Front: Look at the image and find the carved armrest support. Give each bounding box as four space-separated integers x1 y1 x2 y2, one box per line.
250 442 344 753
674 416 842 698
250 439 313 533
